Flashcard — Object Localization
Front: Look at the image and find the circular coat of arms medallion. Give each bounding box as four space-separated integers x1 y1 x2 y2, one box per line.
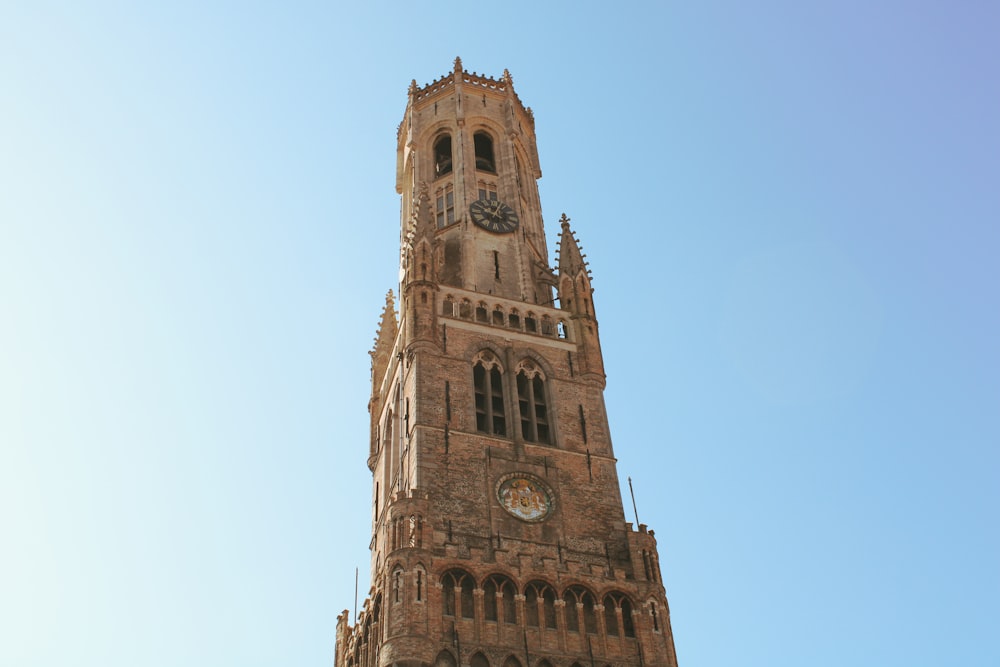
496 475 554 522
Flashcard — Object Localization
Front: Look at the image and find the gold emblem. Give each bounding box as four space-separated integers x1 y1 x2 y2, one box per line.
497 476 552 522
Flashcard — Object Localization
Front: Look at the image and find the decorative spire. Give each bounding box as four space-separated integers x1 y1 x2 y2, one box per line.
454 56 463 73
557 213 588 276
370 291 398 381
408 79 418 94
502 68 513 86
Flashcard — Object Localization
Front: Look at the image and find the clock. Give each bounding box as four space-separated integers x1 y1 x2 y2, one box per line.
469 199 520 233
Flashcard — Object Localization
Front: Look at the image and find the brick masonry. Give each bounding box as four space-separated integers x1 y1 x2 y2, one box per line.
335 59 679 667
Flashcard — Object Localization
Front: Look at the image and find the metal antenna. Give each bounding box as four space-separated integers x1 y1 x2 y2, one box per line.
628 476 640 526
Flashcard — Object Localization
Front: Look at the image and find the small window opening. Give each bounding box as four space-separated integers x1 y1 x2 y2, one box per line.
475 305 488 322
508 312 520 329
493 251 501 280
434 135 453 176
474 132 495 172
525 316 537 333
492 307 504 326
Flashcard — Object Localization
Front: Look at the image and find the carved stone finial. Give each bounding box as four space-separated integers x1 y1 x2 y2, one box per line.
409 79 418 94
560 213 571 229
503 68 513 85
454 56 463 73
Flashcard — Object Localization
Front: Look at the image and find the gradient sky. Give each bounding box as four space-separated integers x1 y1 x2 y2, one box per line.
1 2 997 666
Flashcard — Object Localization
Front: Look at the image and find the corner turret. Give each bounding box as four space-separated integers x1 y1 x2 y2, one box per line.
556 214 605 380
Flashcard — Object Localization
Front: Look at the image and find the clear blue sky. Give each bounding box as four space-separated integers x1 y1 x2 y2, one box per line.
2 2 997 666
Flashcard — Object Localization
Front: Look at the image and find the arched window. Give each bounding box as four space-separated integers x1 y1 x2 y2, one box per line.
392 567 403 603
524 581 557 629
649 600 660 632
563 585 598 634
483 577 498 622
473 353 506 436
435 650 457 667
434 135 453 176
516 362 550 444
604 596 618 636
604 591 636 638
470 653 490 667
621 596 635 637
502 657 522 667
474 132 496 172
409 514 423 547
414 566 424 602
483 573 516 623
441 569 475 619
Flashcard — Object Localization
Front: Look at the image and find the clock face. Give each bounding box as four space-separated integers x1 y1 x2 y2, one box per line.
496 475 553 522
470 199 520 233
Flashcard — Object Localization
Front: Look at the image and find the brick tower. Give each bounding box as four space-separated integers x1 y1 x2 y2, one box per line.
334 59 679 667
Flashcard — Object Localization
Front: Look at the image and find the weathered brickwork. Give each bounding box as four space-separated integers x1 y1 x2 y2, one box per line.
335 59 679 667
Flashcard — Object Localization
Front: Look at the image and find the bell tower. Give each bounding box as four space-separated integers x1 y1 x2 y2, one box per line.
335 59 680 667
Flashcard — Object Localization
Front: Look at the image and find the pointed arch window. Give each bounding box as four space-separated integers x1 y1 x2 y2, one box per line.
392 567 403 603
473 353 506 437
564 585 598 634
442 569 475 619
525 581 557 629
516 361 550 444
604 592 636 638
434 135 453 176
470 653 490 667
415 566 424 602
483 573 517 624
474 132 496 172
